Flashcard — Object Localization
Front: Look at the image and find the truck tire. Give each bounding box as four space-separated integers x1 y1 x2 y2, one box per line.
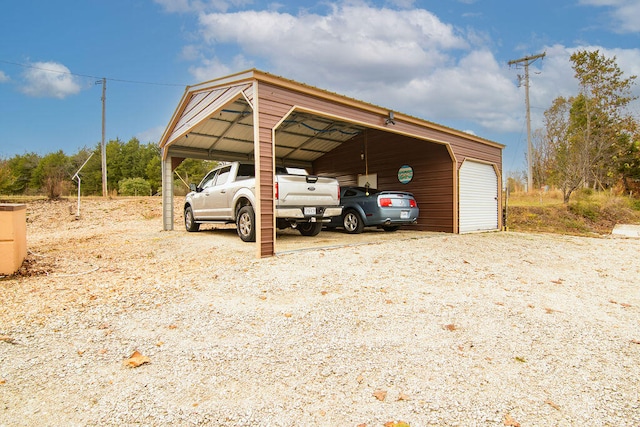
298 221 322 236
184 206 200 232
342 209 364 234
236 205 256 242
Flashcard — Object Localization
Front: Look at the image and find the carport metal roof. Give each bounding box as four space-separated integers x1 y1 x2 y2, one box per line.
160 73 370 168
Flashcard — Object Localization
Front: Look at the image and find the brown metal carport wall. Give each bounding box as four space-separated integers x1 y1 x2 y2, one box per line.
159 69 504 258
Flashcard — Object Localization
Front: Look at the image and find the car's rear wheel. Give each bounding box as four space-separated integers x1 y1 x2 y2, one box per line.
343 210 364 234
184 206 200 232
298 221 322 236
236 205 256 242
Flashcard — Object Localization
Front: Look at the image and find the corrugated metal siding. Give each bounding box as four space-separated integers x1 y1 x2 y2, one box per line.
258 119 275 257
459 160 499 233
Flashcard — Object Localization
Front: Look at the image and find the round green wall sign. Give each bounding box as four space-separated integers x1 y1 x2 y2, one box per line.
398 165 413 184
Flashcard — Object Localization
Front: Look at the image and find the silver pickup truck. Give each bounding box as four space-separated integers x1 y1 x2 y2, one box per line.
184 162 342 242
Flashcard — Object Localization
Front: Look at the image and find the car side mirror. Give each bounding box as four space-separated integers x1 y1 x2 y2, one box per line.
189 183 197 192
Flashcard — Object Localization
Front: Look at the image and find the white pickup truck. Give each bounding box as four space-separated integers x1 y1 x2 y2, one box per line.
184 162 342 242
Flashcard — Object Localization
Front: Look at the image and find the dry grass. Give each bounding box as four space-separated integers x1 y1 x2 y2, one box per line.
506 189 640 236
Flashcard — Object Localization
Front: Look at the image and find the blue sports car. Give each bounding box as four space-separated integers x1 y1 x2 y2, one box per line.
327 186 419 234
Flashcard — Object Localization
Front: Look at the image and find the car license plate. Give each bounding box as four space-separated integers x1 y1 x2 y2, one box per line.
304 207 317 215
400 210 409 219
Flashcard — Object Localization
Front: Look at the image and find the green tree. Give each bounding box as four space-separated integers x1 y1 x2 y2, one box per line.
30 150 71 199
615 128 640 194
537 50 637 202
0 158 12 194
69 147 102 196
569 50 637 189
4 153 41 194
119 177 152 196
145 155 162 195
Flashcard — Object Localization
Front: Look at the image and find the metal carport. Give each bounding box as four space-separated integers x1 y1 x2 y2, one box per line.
159 69 504 258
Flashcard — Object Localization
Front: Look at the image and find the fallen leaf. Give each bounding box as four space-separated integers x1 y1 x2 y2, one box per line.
620 302 631 308
357 424 367 427
631 339 640 345
551 279 564 284
356 374 365 384
384 422 410 427
320 290 328 296
444 324 456 331
168 324 177 329
504 413 520 427
385 299 393 304
0 336 16 344
397 392 410 401
515 356 526 363
495 302 505 306
284 313 292 318
123 350 150 368
544 308 555 314
545 399 561 410
373 389 387 401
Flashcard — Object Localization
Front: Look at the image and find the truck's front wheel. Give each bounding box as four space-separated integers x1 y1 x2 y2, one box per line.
236 205 256 242
298 221 322 237
185 206 200 232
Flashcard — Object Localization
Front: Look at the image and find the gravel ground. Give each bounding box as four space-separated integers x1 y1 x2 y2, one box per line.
1 198 639 427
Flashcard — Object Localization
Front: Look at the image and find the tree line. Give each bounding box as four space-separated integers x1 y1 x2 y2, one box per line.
0 138 216 198
533 50 640 202
2 50 638 202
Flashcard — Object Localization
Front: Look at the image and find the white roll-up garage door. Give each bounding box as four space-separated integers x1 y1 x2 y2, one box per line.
459 160 499 233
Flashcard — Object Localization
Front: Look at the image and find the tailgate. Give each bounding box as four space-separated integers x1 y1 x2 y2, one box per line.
276 174 339 207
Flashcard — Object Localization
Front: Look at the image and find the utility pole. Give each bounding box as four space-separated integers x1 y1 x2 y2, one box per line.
509 52 545 193
99 77 107 197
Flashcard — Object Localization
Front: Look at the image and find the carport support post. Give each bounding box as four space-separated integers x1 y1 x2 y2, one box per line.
162 152 174 231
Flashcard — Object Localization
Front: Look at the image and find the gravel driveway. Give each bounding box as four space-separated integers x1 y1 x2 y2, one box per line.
1 198 639 426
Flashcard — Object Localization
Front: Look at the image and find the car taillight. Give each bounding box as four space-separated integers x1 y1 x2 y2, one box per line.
379 198 392 207
275 182 279 200
410 199 417 208
337 184 340 202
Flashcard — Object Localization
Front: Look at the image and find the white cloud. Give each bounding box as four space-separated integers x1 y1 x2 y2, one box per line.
189 55 253 82
172 2 640 137
579 0 640 33
0 70 9 83
20 62 82 99
136 125 166 144
154 0 252 13
194 4 532 132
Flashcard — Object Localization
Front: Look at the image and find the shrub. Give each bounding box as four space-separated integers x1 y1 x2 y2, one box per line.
118 177 151 196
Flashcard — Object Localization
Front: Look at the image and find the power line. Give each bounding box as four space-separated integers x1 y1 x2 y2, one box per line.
0 59 188 87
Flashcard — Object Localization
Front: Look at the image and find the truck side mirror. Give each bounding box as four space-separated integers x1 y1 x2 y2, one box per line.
189 183 197 192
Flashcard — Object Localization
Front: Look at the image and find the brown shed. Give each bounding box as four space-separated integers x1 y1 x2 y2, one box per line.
159 69 504 257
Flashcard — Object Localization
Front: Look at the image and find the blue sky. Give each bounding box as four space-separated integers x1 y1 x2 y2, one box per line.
1 0 639 177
